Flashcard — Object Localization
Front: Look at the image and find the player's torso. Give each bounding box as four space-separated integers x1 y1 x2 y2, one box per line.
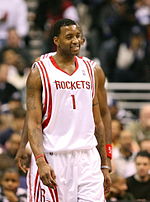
36 55 97 152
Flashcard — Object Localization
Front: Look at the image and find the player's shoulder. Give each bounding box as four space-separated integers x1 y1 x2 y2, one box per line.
79 56 105 81
32 52 56 67
40 52 56 60
78 56 93 62
77 56 97 68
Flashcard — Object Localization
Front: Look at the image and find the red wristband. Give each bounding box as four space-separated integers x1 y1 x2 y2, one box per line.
35 154 45 160
106 144 112 159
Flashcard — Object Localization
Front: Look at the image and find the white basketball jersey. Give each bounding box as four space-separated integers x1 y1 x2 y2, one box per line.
34 54 97 153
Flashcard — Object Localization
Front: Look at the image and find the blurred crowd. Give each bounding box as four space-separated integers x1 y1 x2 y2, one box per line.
0 0 150 201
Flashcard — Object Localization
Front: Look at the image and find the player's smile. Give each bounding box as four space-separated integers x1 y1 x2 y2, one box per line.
70 44 80 54
71 45 80 51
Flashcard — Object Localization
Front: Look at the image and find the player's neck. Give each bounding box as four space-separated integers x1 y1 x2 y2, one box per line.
53 53 77 74
55 51 75 64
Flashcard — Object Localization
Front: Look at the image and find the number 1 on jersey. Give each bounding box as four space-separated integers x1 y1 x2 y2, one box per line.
71 95 76 109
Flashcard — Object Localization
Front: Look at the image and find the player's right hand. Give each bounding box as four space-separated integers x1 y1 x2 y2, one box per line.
15 148 29 173
36 159 57 189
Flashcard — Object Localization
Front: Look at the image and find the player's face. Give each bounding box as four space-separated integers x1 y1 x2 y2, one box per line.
55 25 83 56
1 172 20 192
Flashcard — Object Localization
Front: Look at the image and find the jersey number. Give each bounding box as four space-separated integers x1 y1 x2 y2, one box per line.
71 95 76 109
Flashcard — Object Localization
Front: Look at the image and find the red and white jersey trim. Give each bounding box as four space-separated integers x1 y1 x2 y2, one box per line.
82 60 95 99
35 61 52 130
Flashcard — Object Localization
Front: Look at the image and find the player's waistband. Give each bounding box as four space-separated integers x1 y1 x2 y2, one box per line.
45 147 96 156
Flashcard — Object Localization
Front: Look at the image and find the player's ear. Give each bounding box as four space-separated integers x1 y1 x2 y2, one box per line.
81 37 85 45
53 36 59 46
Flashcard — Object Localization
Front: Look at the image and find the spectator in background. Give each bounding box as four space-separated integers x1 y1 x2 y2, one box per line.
126 150 150 201
106 173 135 202
126 104 150 144
111 119 123 148
0 0 29 49
108 98 136 126
0 154 16 176
0 63 21 105
35 0 79 31
0 107 25 146
4 28 31 67
145 23 150 82
139 138 150 153
7 96 23 111
0 168 27 202
87 0 136 81
112 129 138 178
1 132 30 190
134 0 150 26
34 0 79 53
3 133 21 159
114 26 148 82
0 109 13 133
0 47 30 90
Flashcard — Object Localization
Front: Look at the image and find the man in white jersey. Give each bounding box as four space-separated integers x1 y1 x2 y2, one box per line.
16 23 112 174
17 19 111 202
16 56 112 174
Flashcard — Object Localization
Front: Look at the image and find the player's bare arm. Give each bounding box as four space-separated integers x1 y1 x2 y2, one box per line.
15 115 29 173
93 96 107 165
93 68 111 195
15 57 41 172
26 66 57 188
95 64 112 171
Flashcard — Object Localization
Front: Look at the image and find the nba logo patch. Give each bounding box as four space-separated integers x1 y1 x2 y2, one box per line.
82 70 86 76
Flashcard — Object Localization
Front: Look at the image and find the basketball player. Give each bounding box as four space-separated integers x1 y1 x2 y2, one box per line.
16 54 112 174
16 23 112 174
17 19 111 201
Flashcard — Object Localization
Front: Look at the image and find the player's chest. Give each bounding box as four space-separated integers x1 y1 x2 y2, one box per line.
48 67 92 92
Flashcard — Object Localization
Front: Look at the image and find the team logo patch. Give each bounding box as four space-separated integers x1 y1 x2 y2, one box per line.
82 70 86 76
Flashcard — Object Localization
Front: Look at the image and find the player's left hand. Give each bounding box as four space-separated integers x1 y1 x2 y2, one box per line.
101 168 111 196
